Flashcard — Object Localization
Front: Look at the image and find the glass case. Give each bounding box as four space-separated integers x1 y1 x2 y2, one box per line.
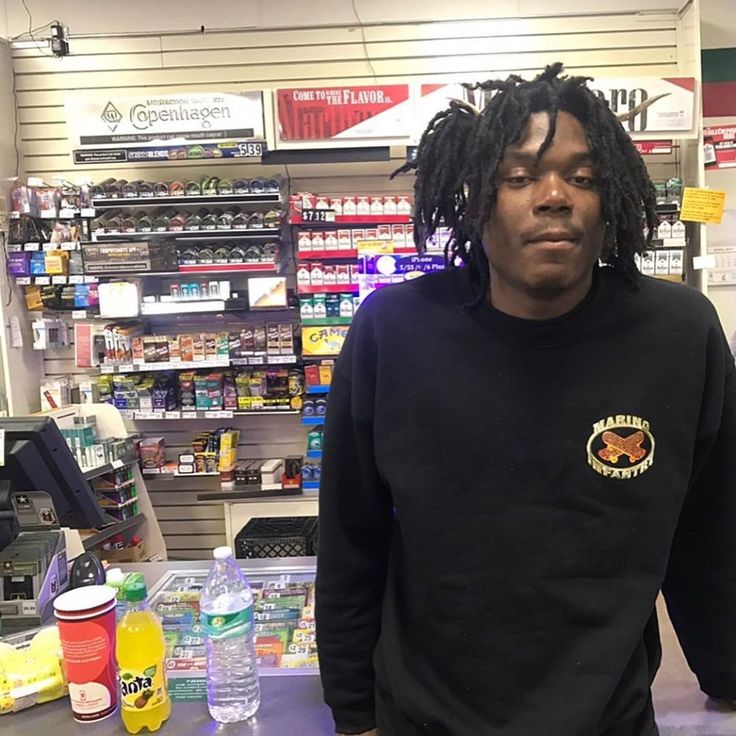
148 565 317 702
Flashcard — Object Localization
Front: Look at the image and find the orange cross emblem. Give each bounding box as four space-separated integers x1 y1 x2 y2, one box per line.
598 431 646 464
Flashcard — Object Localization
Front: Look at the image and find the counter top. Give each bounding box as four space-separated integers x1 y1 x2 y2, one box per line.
2 560 735 735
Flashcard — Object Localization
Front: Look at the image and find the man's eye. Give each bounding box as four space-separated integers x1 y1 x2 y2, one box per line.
570 176 596 187
506 176 533 185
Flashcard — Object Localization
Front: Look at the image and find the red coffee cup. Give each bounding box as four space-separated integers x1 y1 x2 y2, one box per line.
54 585 118 722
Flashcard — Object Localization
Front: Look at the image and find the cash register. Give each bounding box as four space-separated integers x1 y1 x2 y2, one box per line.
0 417 106 633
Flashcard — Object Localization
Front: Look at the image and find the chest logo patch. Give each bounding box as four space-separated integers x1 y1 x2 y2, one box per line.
587 415 655 480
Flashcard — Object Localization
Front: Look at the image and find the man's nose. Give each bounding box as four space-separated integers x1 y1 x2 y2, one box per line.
533 173 572 215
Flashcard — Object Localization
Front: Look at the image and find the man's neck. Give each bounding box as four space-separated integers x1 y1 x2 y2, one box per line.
488 273 594 320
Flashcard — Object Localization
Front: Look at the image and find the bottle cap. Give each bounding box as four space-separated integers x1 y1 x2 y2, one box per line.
126 582 147 602
213 546 233 560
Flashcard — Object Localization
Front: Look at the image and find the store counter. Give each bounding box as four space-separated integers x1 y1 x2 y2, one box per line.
3 559 736 736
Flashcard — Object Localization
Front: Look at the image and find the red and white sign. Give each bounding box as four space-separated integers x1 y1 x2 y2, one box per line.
704 125 736 169
414 77 696 140
634 140 673 155
276 85 412 142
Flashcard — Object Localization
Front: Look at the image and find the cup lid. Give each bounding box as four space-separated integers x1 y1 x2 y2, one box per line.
54 585 117 613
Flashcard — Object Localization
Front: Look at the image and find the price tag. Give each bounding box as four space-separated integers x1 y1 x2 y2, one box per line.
52 276 67 285
42 243 58 251
249 357 266 365
269 355 296 365
72 310 87 319
165 410 181 420
24 242 40 251
120 410 134 420
61 241 78 251
40 210 58 219
204 410 233 419
237 141 265 157
80 208 96 218
34 276 50 285
111 459 124 469
118 364 135 373
100 365 115 374
68 275 84 284
10 211 20 219
7 244 22 252
84 276 99 284
58 208 76 219
302 208 336 223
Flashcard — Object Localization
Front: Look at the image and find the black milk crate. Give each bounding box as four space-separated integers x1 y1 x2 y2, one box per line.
235 516 319 559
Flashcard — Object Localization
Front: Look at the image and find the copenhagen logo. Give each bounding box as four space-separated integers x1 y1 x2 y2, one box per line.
100 101 123 132
587 415 655 480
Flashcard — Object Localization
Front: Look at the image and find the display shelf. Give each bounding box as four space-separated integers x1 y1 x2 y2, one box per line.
305 385 330 394
302 354 341 361
100 358 231 374
10 208 95 220
306 449 323 459
297 247 415 260
82 265 276 278
177 262 276 274
92 228 281 241
81 513 146 550
16 275 98 286
8 241 81 252
140 299 246 316
199 487 303 502
124 408 299 420
297 284 359 294
99 356 297 374
91 192 281 209
302 415 326 425
82 457 137 481
301 317 353 326
291 214 411 226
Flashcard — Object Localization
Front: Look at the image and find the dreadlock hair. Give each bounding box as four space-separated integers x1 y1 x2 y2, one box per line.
392 62 658 306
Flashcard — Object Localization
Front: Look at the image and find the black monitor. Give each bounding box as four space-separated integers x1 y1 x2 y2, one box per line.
0 417 107 550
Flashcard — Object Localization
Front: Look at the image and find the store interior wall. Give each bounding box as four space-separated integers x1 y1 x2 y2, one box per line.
700 0 736 340
0 38 43 416
0 0 705 555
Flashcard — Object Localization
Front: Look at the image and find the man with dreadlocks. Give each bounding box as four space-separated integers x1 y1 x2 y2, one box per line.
315 64 736 736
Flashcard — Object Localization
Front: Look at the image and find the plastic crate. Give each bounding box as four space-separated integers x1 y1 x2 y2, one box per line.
235 516 319 559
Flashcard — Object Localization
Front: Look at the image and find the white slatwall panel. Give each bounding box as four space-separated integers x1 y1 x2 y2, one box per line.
13 13 681 555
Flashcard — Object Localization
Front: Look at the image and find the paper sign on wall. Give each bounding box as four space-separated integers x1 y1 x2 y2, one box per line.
680 188 727 224
704 125 736 170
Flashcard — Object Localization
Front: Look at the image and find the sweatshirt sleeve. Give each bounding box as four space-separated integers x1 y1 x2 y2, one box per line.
315 302 394 734
662 323 736 701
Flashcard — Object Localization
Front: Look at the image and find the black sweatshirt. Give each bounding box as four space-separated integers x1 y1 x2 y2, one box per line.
315 265 736 736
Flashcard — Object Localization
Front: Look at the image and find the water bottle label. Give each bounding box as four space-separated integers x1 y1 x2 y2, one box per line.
202 607 253 638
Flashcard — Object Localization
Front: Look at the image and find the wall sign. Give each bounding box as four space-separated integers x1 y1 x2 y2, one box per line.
66 92 265 164
301 325 350 357
416 77 696 139
704 125 736 170
276 85 412 142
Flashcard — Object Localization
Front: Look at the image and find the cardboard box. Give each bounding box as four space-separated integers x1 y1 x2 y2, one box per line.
101 540 146 563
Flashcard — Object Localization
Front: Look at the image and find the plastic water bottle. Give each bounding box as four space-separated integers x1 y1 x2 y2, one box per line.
200 546 261 722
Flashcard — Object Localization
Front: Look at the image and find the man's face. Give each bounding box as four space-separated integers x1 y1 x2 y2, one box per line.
482 110 605 314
